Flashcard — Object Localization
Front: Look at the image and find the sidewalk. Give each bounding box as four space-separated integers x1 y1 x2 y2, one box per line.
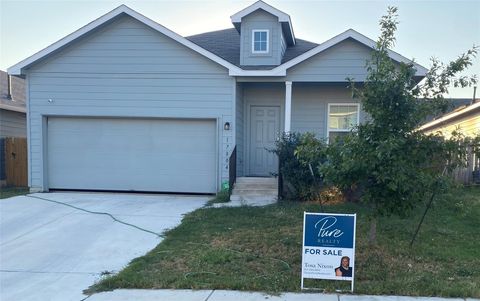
86 289 479 301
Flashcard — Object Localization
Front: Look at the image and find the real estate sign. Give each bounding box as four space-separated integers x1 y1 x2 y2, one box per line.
301 212 356 291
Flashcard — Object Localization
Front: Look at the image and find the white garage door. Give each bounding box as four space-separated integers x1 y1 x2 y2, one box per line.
47 117 217 193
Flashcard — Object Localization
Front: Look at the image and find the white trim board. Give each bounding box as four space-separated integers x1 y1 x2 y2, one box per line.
8 6 428 78
252 29 270 54
231 0 291 23
231 0 295 45
418 101 480 132
0 102 26 113
327 103 360 140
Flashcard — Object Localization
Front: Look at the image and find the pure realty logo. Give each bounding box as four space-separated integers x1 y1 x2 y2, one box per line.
301 212 356 291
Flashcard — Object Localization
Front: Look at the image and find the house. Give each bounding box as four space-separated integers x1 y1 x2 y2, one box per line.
419 99 480 138
0 70 26 187
418 99 479 184
0 70 26 138
8 1 427 194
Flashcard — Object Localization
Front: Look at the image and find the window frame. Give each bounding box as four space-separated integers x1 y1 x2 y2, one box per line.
327 103 360 142
251 29 269 54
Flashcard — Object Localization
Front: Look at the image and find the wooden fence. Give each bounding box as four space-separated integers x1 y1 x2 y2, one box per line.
3 137 28 187
451 146 480 185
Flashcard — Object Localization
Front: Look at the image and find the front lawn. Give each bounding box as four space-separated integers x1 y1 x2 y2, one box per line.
86 186 480 297
0 187 29 199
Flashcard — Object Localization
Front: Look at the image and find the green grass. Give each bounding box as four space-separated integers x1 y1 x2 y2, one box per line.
0 187 29 199
205 189 230 206
86 186 480 297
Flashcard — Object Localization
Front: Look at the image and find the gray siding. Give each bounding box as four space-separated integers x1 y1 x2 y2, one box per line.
240 10 282 66
0 109 27 138
235 82 245 177
25 15 234 191
0 138 4 180
280 31 287 58
286 39 373 82
242 83 284 176
240 84 365 158
291 84 365 139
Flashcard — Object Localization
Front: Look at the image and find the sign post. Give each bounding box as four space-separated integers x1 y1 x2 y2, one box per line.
301 212 356 292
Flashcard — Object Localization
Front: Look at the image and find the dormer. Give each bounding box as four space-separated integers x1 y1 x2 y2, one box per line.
231 1 295 66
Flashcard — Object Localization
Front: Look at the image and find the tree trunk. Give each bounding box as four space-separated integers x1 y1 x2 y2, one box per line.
369 218 377 245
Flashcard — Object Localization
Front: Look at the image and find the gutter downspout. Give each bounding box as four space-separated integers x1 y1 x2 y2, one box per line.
6 74 12 100
472 86 477 104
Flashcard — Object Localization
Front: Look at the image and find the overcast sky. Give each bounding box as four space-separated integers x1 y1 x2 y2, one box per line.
1 0 479 98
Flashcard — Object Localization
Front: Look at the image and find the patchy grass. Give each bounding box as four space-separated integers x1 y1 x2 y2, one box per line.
206 189 230 206
86 186 480 297
0 187 29 199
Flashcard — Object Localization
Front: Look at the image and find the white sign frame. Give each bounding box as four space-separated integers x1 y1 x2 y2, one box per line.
301 212 357 292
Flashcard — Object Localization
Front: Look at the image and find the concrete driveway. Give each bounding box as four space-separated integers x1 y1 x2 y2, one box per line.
0 192 207 301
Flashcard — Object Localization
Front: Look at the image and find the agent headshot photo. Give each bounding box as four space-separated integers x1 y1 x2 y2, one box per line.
335 256 352 277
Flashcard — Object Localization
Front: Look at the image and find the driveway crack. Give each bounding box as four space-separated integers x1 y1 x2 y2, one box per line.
80 295 91 301
205 289 215 301
26 195 162 237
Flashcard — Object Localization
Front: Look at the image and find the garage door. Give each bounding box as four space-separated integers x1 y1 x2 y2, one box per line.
47 117 217 193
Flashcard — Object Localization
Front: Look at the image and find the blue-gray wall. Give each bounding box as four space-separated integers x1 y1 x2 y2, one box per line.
236 83 285 176
25 15 235 191
236 83 365 176
291 84 366 137
286 39 374 82
240 10 283 66
0 138 4 181
235 82 244 177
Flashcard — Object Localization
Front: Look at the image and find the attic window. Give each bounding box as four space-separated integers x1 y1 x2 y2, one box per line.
252 30 269 53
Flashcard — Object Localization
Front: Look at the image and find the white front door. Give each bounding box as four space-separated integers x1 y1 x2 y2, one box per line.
248 106 280 176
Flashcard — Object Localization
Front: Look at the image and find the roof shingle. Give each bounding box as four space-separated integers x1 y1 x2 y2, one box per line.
186 28 318 70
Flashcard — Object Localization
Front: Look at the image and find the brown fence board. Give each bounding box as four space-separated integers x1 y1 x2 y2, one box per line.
5 137 28 187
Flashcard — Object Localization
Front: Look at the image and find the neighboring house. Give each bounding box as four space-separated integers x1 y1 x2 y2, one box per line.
0 70 26 137
0 70 26 186
418 99 480 184
419 99 480 138
8 1 427 193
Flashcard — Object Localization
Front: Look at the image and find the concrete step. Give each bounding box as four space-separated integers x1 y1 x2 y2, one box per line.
232 189 278 195
233 183 278 190
235 177 277 184
229 194 278 205
229 177 278 205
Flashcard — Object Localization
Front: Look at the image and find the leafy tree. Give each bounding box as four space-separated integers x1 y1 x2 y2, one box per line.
319 7 478 244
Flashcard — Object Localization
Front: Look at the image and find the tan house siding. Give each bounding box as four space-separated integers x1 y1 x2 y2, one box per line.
423 114 480 138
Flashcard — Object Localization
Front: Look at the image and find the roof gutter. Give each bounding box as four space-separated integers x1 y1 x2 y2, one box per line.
418 101 480 132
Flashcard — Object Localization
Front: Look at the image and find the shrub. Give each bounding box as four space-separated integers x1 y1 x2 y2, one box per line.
272 132 327 201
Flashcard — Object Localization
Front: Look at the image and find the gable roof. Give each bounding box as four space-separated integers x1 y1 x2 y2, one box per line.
272 29 429 77
230 0 295 45
8 5 428 78
228 28 429 76
186 28 318 69
8 5 243 76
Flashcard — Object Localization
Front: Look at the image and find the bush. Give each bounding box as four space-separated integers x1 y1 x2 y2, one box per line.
272 132 327 201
